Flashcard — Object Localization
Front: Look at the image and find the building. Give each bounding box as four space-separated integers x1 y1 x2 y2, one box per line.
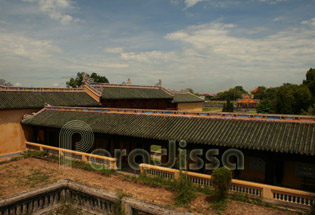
21 106 315 191
91 83 204 111
236 94 259 111
0 83 204 155
1 83 314 192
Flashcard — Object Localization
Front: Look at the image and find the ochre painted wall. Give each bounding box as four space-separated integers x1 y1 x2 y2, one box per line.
177 102 203 112
0 109 37 155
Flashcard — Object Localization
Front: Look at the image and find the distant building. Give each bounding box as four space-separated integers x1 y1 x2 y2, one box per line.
236 94 259 111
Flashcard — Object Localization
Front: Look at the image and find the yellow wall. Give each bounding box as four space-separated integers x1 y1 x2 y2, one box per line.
0 109 37 155
177 102 203 112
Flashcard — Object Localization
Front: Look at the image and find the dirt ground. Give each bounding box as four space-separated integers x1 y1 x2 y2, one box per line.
0 157 299 215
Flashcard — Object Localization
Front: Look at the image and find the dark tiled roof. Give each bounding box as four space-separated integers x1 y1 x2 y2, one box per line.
0 92 99 110
101 87 173 100
173 94 204 103
21 110 315 156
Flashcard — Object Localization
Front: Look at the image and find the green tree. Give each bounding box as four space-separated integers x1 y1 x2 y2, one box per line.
256 99 272 113
215 86 248 101
0 79 13 86
186 88 194 94
303 68 315 98
252 86 267 100
66 72 109 88
263 84 313 115
212 167 232 200
222 98 234 112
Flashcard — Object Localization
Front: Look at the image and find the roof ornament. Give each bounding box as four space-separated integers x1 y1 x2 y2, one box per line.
82 73 93 84
127 78 131 85
155 79 162 87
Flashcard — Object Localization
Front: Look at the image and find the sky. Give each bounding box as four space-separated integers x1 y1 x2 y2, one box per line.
0 0 314 93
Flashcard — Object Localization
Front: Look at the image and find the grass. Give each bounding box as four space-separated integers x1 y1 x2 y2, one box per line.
206 100 235 104
202 107 222 112
174 174 196 206
24 150 115 177
23 168 51 187
127 173 198 207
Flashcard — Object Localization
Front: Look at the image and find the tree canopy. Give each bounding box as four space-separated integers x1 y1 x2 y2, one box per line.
0 79 13 86
222 98 234 112
66 72 109 88
303 68 315 98
214 86 247 101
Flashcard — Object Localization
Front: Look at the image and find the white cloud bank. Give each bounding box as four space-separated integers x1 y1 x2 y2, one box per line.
22 0 80 25
119 19 315 92
184 0 203 8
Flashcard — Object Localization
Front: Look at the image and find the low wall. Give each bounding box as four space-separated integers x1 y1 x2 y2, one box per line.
139 164 315 212
0 109 37 155
177 102 203 112
0 179 192 215
26 141 118 170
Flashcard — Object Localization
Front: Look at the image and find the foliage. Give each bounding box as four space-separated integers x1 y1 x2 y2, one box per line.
214 86 247 101
255 83 313 115
253 69 315 115
273 84 312 114
303 68 315 98
66 72 109 88
136 174 177 190
186 88 194 94
0 78 12 86
222 98 234 112
174 173 196 206
256 99 272 113
212 198 228 212
135 174 195 206
252 86 267 100
114 190 130 215
212 167 232 200
50 201 83 215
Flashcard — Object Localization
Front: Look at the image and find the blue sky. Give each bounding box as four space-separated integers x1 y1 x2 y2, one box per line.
0 0 314 93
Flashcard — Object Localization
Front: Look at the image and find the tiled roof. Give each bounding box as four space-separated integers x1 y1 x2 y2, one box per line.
0 92 99 110
21 108 315 156
100 87 173 100
172 94 204 103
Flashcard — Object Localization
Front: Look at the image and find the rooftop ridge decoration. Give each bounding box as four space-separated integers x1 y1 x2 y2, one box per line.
82 83 102 102
33 106 315 124
0 85 85 93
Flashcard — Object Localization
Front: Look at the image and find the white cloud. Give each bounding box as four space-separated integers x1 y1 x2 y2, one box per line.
104 47 124 54
121 51 176 62
118 20 315 92
0 32 62 60
258 0 288 4
53 83 59 86
301 18 315 28
273 16 285 22
184 0 203 8
22 0 80 25
14 83 22 86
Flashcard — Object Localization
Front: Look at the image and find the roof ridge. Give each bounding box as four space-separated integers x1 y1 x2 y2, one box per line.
0 85 84 93
90 83 161 89
36 106 315 124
